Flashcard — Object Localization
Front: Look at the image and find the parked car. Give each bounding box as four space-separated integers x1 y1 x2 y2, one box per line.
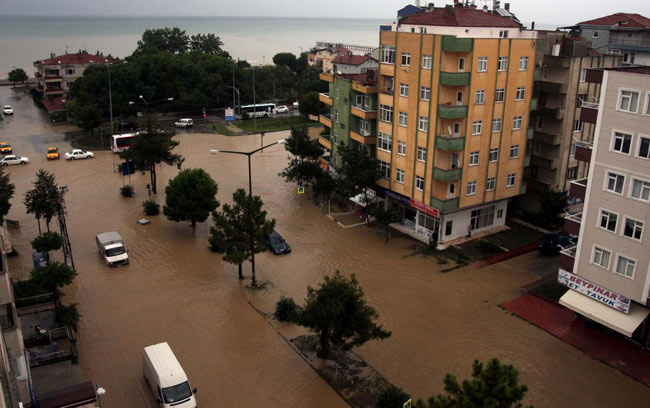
174 118 194 128
539 233 576 255
0 142 12 154
0 155 28 165
46 147 60 160
65 149 94 160
268 230 291 255
2 106 13 115
118 121 138 131
275 105 289 114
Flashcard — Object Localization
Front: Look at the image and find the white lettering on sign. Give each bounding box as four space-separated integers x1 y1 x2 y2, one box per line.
557 269 630 313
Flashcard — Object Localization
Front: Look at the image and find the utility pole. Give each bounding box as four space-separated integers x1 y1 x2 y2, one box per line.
56 186 75 271
253 68 256 131
232 61 236 112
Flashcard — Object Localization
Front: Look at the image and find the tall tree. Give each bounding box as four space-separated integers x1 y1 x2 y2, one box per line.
238 189 276 286
30 262 77 307
162 168 219 227
190 33 228 57
136 27 189 54
24 169 59 234
7 68 28 88
299 91 323 117
31 231 64 257
66 100 103 135
279 126 324 190
209 196 249 280
0 165 15 224
372 206 399 243
273 52 298 72
337 141 380 214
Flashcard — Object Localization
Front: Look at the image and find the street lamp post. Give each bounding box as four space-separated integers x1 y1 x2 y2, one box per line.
210 139 285 286
105 59 115 173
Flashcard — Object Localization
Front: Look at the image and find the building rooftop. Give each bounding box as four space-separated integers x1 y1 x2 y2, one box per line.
332 55 376 66
600 66 650 75
35 51 109 66
41 97 66 113
338 70 378 86
578 13 650 29
400 6 521 28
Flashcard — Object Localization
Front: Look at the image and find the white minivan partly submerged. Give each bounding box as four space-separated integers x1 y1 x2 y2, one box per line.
143 342 197 408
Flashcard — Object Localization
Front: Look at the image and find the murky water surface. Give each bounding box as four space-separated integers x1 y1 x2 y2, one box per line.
2 86 649 407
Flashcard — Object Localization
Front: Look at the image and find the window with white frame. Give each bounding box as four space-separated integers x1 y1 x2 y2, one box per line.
495 88 505 103
612 131 632 154
396 168 405 183
519 56 529 71
477 57 488 72
401 52 411 66
417 146 427 162
573 119 583 132
509 145 520 158
624 218 643 241
64 68 75 75
615 255 636 278
418 116 429 132
506 173 516 187
567 166 577 180
333 109 339 123
422 55 432 69
489 148 499 162
623 53 636 64
397 141 406 155
466 181 477 195
472 120 483 135
378 132 392 152
415 175 425 191
498 56 508 71
359 120 370 135
398 112 408 127
599 209 618 232
420 86 431 101
580 68 587 82
458 58 465 71
379 160 391 179
475 90 485 105
469 151 479 166
381 46 395 64
399 83 409 97
515 87 526 101
380 104 393 122
619 89 640 113
593 31 599 39
513 116 523 130
637 136 649 158
592 247 611 269
630 178 650 201
492 118 502 133
645 93 650 115
470 206 495 230
606 171 625 194
486 177 496 191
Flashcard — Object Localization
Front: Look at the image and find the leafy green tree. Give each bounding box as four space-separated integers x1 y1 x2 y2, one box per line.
280 126 325 190
30 262 77 306
337 141 380 215
190 33 229 57
24 169 59 234
0 165 15 224
312 170 337 203
66 100 103 134
163 169 219 227
238 189 276 286
539 191 566 226
273 52 298 72
136 27 189 54
372 206 399 243
56 304 81 329
31 231 63 254
209 195 249 280
377 385 411 408
299 91 323 117
298 271 391 358
7 68 28 88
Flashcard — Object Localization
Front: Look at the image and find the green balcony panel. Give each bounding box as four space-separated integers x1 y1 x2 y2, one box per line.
524 156 531 167
433 167 462 182
442 36 473 52
440 72 471 86
527 128 534 140
536 39 545 51
431 197 460 212
534 68 541 81
438 105 468 119
436 136 465 151
530 98 538 111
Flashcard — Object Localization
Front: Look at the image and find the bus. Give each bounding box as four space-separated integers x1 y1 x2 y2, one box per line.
111 133 138 153
239 103 276 119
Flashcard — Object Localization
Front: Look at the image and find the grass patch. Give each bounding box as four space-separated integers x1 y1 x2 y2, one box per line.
234 116 316 133
208 122 237 136
531 280 568 303
69 132 112 150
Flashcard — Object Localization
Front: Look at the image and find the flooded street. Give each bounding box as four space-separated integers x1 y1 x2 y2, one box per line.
2 85 650 407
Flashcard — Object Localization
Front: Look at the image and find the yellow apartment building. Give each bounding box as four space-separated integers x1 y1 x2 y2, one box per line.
377 2 538 244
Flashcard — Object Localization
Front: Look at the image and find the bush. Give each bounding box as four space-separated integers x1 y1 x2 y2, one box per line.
120 185 134 197
376 385 411 408
56 304 81 328
142 199 160 215
274 296 301 322
31 231 64 253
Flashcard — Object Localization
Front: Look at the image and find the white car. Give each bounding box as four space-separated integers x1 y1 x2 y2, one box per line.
2 106 13 115
275 105 289 114
0 155 28 165
65 149 94 160
174 118 194 128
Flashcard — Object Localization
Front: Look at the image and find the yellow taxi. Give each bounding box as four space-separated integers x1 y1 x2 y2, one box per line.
0 142 12 155
46 147 60 160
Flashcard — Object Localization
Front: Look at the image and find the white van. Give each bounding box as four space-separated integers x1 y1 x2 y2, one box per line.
143 342 197 408
174 118 194 128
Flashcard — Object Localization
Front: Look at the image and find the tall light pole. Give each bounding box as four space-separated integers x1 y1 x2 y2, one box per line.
252 67 257 131
210 139 285 286
105 59 115 172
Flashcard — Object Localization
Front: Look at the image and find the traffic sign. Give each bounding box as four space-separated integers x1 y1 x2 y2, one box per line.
298 186 305 194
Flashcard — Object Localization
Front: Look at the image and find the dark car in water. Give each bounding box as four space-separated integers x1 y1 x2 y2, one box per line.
539 233 576 255
268 230 291 255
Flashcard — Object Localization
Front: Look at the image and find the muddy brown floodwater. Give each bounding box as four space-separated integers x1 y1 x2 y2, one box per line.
2 85 650 407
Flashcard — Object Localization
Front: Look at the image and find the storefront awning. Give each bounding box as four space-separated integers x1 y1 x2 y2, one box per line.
560 290 650 337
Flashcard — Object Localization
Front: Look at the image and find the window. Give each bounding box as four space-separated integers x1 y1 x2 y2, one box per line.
64 68 75 75
422 55 432 69
497 209 504 218
624 218 643 241
445 221 453 236
378 132 392 152
630 179 650 201
415 175 425 191
615 256 636 278
645 93 650 115
335 88 339 99
333 109 338 123
398 112 408 127
458 58 465 71
379 160 391 179
513 116 522 130
332 132 338 145
567 166 577 180
418 116 429 132
470 206 495 230
472 121 483 135
449 183 456 194
606 172 625 194
570 143 576 156
495 88 505 103
420 86 431 101
401 52 411 66
486 177 496 191
612 131 632 154
499 30 509 38
477 57 488 72
396 169 405 183
417 147 427 162
506 173 516 187
397 141 406 155
580 69 587 82
519 57 529 71
474 90 485 105
381 46 395 64
573 119 583 132
515 87 526 101
492 118 502 133
593 31 599 39
489 148 499 162
509 145 520 159
623 53 636 64
636 136 649 158
618 90 640 113
359 120 370 135
399 83 409 97
469 151 479 166
592 247 611 269
380 104 393 123
466 181 477 195
599 209 618 232
420 27 427 34
498 56 508 71
66 81 74 88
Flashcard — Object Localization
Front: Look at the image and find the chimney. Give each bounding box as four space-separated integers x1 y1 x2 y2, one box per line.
50 52 55 59
493 0 500 9
504 3 510 11
446 4 454 15
483 5 488 12
532 21 536 30
453 0 460 7
428 2 434 11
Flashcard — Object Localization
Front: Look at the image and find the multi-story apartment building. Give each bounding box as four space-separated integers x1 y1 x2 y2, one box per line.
376 1 537 244
310 46 353 74
568 13 650 66
558 66 650 347
318 57 379 170
33 51 107 98
528 32 621 195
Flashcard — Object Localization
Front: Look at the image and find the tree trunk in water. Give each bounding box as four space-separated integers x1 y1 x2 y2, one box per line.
238 263 243 280
151 165 157 194
191 220 196 228
318 331 330 359
37 218 42 235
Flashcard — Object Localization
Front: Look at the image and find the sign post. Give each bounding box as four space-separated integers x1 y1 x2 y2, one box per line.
225 108 234 122
202 107 207 124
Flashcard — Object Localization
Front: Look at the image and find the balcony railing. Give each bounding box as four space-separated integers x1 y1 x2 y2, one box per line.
535 131 560 145
440 72 471 86
559 244 577 272
319 93 333 106
433 167 462 182
441 36 473 52
575 138 593 162
351 105 377 120
319 114 332 128
563 212 582 236
569 178 588 201
350 130 376 145
436 136 465 151
318 134 332 150
351 82 377 94
437 104 468 119
579 98 599 110
431 197 460 212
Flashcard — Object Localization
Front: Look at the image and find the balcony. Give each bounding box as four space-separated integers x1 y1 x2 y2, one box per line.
531 156 559 170
44 75 62 81
436 136 465 151
575 139 593 162
563 212 582 236
350 130 376 145
431 197 460 212
536 106 564 120
534 80 568 94
351 105 377 120
433 167 462 182
437 104 468 119
318 134 332 150
440 72 471 86
535 131 560 145
319 114 332 128
530 98 538 111
559 244 577 272
584 69 603 84
441 36 473 52
569 178 588 201
381 87 394 96
319 93 333 106
579 106 598 124
352 82 377 94
319 72 333 83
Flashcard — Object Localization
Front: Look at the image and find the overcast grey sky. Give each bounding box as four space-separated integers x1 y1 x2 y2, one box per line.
1 0 649 25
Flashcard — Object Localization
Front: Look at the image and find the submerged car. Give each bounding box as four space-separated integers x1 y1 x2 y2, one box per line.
65 149 94 160
0 155 28 165
0 142 12 154
2 106 13 115
46 147 60 160
539 233 576 255
174 118 194 128
268 230 291 255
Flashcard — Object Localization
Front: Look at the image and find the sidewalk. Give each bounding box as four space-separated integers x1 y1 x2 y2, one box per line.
502 294 650 387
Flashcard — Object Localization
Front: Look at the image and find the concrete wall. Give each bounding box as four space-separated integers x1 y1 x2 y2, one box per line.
440 199 508 242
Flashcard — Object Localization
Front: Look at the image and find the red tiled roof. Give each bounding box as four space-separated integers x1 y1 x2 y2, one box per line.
35 51 109 66
579 13 650 29
42 97 66 112
401 7 521 28
587 49 602 57
339 70 378 86
334 47 352 55
332 55 375 66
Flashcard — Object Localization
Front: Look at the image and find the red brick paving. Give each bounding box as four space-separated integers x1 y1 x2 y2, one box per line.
502 293 650 387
